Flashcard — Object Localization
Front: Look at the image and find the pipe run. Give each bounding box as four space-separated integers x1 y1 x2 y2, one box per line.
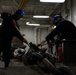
18 0 29 9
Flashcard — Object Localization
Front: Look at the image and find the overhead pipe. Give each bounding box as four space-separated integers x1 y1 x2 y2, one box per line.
34 25 50 44
18 0 29 9
18 0 25 9
21 0 29 9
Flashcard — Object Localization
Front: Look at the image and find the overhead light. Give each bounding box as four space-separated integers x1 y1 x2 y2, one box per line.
26 22 40 26
33 15 49 18
40 0 65 3
27 24 40 26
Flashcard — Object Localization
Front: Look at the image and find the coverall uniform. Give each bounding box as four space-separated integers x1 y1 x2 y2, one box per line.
46 20 76 62
0 12 25 67
46 20 76 43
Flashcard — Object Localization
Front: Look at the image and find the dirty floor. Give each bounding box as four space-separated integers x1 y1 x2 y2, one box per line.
0 59 76 75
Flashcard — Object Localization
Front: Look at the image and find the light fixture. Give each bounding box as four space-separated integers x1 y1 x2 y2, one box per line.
26 22 40 26
33 15 49 18
40 0 65 3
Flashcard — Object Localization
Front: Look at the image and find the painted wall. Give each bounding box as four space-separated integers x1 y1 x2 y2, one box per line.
20 25 48 44
61 0 71 21
37 28 48 44
71 0 76 26
20 25 35 43
61 0 76 26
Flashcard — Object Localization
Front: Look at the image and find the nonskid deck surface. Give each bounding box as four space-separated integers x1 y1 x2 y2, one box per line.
0 59 53 75
0 59 76 75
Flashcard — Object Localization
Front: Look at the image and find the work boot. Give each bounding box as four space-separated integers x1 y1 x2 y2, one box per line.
4 63 9 68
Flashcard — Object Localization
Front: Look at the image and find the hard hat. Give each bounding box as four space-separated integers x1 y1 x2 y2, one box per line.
53 15 62 21
16 9 25 16
53 15 63 25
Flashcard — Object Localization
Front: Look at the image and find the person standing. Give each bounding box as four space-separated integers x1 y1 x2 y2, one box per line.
0 9 29 68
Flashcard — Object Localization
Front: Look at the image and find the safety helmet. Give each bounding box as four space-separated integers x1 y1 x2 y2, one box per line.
53 15 63 25
53 15 62 21
16 9 25 16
